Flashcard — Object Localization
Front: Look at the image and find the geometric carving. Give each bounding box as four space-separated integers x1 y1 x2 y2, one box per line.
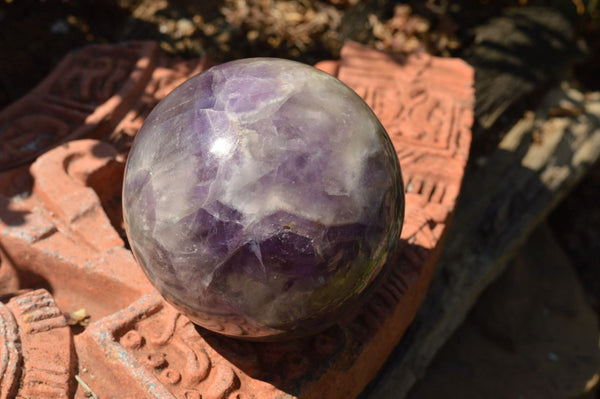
0 41 153 170
0 41 473 398
76 292 282 399
333 44 472 265
0 303 20 399
0 289 74 398
0 41 209 170
10 289 67 334
320 44 472 341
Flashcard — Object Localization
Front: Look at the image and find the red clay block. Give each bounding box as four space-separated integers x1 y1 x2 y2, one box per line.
0 41 473 398
0 289 74 397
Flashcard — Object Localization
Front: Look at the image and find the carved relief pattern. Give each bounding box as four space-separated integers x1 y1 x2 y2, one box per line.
0 289 74 399
79 293 283 399
119 304 232 399
0 303 20 398
0 104 86 168
0 42 473 398
332 43 474 344
49 48 139 105
85 292 344 398
10 289 67 334
0 41 158 170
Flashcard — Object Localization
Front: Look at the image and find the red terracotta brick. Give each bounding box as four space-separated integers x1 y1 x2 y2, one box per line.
0 41 473 398
0 289 74 397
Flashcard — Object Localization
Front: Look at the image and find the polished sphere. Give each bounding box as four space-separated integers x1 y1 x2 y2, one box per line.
123 58 404 340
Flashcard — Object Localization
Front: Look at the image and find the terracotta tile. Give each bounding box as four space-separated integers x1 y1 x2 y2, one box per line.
0 41 473 398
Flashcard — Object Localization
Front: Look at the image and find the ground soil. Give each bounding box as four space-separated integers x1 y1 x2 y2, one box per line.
0 0 599 396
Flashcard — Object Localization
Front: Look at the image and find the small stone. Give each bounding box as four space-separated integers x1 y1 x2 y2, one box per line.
123 58 404 340
65 308 89 326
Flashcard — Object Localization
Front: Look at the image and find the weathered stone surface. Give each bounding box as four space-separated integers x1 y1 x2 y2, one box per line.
0 41 473 397
123 58 404 340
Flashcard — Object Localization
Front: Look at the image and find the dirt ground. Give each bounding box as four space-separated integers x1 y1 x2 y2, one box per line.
1 0 599 396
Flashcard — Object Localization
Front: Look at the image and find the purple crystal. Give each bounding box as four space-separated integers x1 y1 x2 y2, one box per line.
123 58 404 340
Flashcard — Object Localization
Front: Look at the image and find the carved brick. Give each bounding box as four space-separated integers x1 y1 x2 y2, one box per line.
0 41 209 170
0 289 74 398
0 41 473 398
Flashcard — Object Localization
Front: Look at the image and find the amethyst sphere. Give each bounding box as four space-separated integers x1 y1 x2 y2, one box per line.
123 58 404 340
